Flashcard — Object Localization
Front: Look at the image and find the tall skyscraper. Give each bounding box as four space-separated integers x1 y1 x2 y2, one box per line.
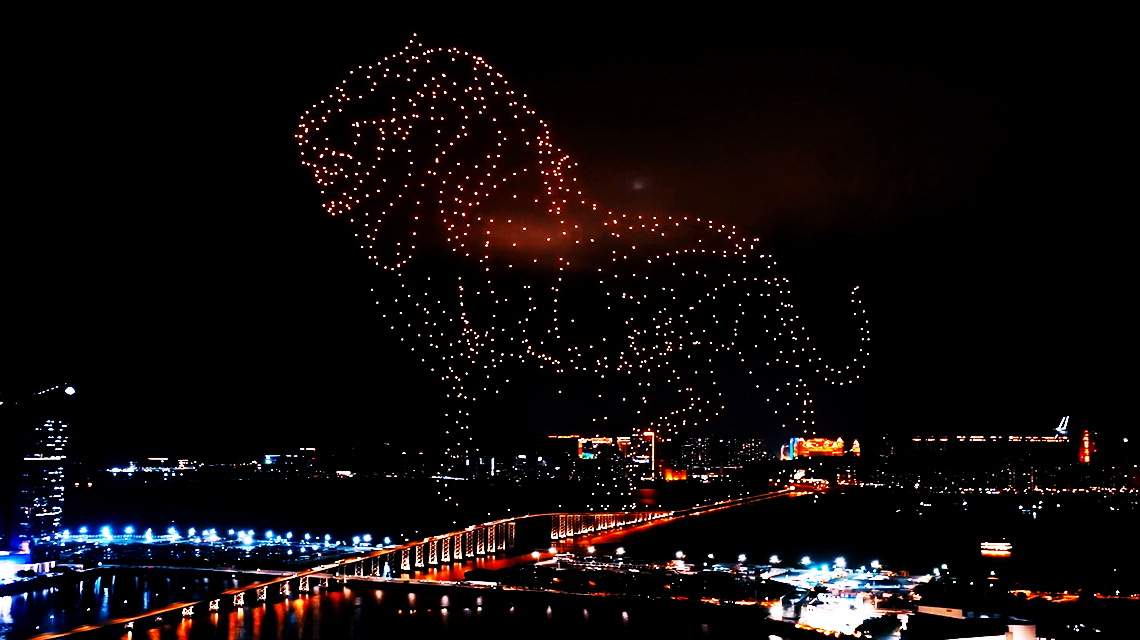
17 418 69 548
627 431 657 480
1 383 75 551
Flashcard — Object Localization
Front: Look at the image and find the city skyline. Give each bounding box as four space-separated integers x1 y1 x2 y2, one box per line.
8 21 1118 462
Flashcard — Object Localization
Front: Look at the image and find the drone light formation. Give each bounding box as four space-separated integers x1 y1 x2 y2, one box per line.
297 36 869 505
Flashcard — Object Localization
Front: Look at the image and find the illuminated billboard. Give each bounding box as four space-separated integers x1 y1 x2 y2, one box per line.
789 437 845 458
980 541 1012 558
577 437 612 459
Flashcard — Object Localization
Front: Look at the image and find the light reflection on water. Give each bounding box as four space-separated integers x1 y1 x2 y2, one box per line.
55 584 781 639
0 573 249 639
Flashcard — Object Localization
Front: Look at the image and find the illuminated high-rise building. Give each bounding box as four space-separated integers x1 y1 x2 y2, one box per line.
1079 430 1093 464
1 383 76 551
627 431 657 480
573 437 633 511
18 419 69 547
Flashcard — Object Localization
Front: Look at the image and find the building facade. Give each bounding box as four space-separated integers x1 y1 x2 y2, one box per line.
2 383 76 551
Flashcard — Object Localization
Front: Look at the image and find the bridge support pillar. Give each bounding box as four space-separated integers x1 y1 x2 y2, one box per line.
441 537 451 563
234 592 244 607
181 606 194 618
415 544 424 568
257 586 267 602
429 539 438 565
465 530 474 556
209 599 220 612
300 576 309 592
487 524 496 552
507 521 516 549
280 582 290 596
476 527 485 555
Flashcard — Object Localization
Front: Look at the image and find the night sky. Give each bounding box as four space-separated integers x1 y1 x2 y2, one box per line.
6 16 1123 462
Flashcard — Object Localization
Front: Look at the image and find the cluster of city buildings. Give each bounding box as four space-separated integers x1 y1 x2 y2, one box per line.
866 424 1136 493
3 381 1132 559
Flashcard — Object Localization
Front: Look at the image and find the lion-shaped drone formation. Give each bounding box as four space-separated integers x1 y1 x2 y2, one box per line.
298 37 869 511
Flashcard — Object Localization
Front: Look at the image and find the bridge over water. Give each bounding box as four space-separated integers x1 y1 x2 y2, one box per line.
34 489 793 638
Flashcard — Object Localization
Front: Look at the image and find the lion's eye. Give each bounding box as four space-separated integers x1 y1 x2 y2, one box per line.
322 118 361 152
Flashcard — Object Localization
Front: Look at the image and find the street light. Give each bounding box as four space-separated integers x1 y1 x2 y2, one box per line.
770 555 781 564
800 556 811 566
738 554 747 563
